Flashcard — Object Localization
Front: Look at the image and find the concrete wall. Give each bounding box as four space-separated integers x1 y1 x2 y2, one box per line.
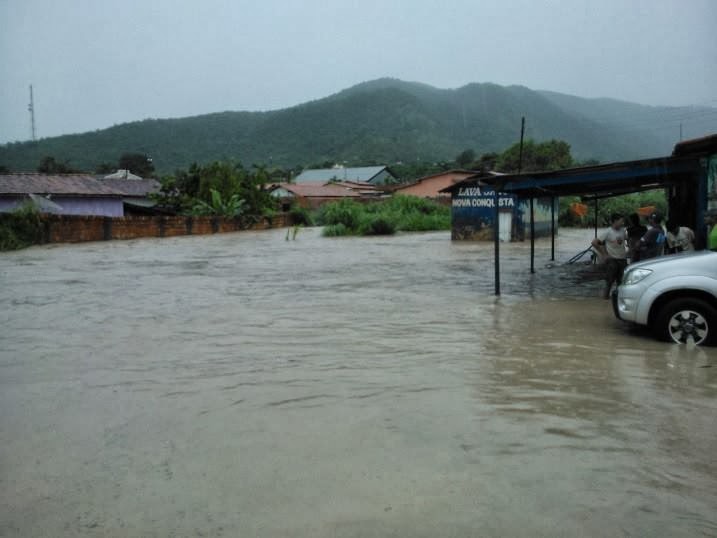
39 213 291 244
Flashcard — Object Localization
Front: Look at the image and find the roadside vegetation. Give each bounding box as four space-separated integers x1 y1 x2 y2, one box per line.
152 161 276 223
0 202 44 251
315 196 450 237
0 139 671 249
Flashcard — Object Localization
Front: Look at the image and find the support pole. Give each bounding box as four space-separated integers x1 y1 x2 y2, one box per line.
519 116 532 274
551 196 555 261
594 198 599 239
518 117 525 173
530 196 535 273
494 188 500 296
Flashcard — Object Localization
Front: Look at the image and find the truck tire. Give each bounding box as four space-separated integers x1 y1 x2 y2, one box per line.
653 298 717 346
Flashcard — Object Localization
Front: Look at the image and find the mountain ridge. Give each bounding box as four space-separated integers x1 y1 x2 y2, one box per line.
1 78 715 175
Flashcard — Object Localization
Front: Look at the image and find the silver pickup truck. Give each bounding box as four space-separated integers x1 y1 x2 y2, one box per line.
613 251 717 345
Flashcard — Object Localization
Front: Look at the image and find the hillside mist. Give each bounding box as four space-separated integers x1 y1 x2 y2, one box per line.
1 78 715 175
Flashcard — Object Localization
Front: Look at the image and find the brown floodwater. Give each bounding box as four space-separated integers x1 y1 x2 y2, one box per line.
1 227 716 537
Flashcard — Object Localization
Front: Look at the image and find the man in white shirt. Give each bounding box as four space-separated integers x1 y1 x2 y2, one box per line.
665 220 695 253
591 213 627 299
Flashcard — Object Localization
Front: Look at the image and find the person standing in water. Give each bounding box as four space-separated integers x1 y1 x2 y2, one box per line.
592 213 627 299
626 213 647 262
639 213 667 260
665 220 695 253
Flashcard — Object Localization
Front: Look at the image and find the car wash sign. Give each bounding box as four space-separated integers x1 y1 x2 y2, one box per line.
450 184 518 241
452 186 516 209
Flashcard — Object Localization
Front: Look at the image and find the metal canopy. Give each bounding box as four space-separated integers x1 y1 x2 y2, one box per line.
467 154 705 296
481 155 700 199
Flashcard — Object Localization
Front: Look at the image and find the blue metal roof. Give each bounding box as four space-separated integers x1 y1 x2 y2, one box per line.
445 155 702 199
294 166 389 183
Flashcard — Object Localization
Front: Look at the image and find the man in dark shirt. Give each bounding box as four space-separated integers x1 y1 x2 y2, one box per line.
626 213 647 262
639 213 666 260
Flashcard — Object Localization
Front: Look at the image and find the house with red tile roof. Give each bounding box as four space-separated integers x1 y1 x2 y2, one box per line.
270 181 383 209
390 170 476 201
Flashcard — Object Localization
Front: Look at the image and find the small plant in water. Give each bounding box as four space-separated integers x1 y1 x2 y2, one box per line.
286 224 302 240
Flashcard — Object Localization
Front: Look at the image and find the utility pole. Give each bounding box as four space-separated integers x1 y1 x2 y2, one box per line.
518 116 525 173
28 85 37 142
518 117 535 273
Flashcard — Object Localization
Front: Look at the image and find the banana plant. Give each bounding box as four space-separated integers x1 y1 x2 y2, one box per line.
191 188 247 217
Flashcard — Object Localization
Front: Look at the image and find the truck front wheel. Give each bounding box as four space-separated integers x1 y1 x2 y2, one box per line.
653 298 717 346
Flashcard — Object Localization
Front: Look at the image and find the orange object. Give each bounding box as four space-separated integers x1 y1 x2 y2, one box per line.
569 202 589 217
637 206 656 217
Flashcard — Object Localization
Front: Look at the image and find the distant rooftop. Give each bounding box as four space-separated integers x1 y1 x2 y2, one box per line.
100 177 161 197
0 173 124 197
103 169 143 180
294 166 393 184
270 182 363 198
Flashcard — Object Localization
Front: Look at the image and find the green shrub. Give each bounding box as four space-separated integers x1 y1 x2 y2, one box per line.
0 202 44 251
316 199 363 228
322 223 350 237
360 215 396 235
397 212 451 232
289 204 314 226
317 195 449 236
381 194 441 216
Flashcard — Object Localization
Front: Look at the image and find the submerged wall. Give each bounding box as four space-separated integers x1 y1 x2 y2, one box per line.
39 213 291 244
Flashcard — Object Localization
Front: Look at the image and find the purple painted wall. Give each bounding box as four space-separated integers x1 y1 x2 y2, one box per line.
0 195 124 217
0 198 22 213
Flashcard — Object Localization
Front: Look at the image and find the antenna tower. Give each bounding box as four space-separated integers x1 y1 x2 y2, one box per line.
28 85 37 142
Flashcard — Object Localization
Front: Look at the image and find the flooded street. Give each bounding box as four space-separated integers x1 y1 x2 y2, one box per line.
1 227 716 537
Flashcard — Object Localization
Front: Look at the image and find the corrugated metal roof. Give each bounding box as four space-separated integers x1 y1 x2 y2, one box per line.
271 182 362 198
338 180 381 191
294 166 389 183
100 178 161 197
443 156 696 198
0 174 124 197
103 169 143 180
672 133 717 156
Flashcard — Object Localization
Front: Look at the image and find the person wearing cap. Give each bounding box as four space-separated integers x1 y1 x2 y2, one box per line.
591 213 627 299
639 212 666 260
665 220 695 254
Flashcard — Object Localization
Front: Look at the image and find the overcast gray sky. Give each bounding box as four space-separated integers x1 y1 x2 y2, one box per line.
1 0 715 144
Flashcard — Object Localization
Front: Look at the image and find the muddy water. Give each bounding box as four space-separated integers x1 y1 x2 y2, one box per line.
1 228 716 537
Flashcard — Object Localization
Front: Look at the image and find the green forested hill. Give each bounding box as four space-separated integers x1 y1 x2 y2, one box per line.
1 78 715 175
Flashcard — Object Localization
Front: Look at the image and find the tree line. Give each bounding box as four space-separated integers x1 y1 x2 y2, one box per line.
5 139 666 223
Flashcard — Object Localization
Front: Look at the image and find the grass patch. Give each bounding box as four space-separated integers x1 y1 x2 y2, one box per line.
315 195 450 237
359 215 396 235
